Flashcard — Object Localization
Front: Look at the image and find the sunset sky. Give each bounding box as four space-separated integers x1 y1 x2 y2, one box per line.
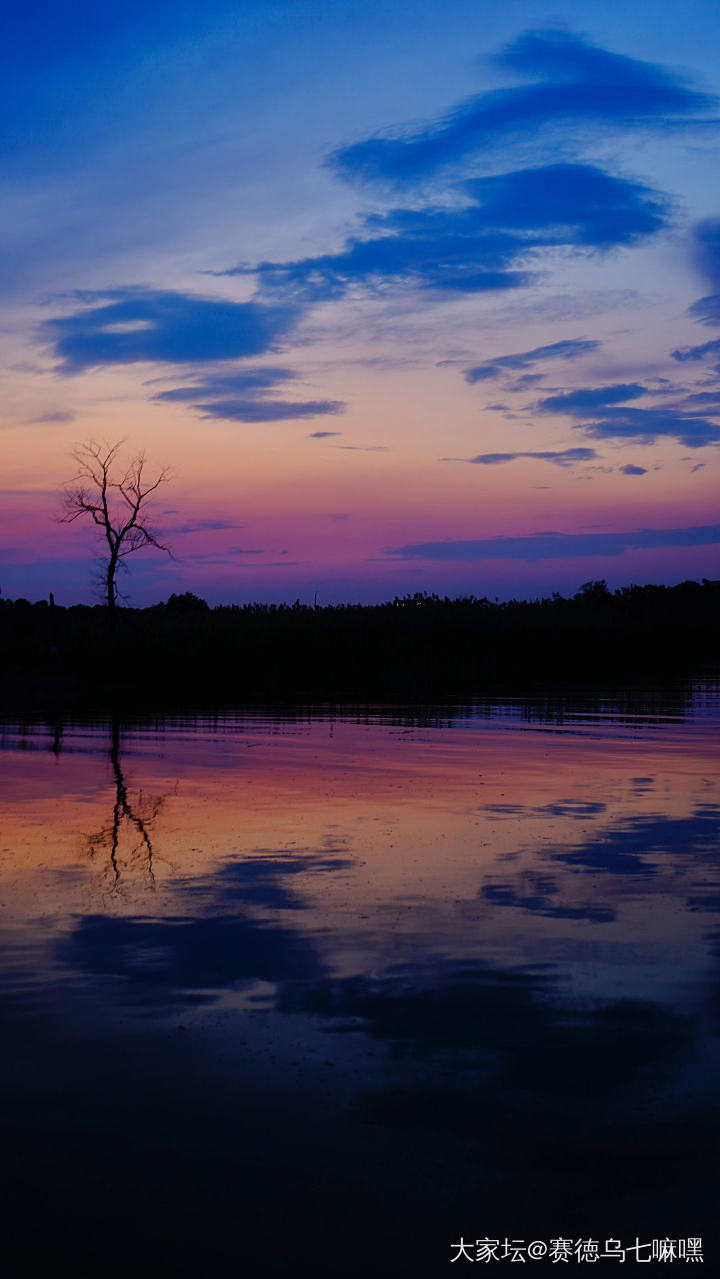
3 0 720 605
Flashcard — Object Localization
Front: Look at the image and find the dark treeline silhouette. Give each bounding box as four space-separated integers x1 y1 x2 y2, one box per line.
1 577 719 709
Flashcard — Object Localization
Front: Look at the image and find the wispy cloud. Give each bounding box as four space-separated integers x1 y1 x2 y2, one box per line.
170 519 245 535
671 336 720 362
669 215 720 354
386 522 720 563
29 409 76 424
672 391 720 412
537 382 720 448
329 29 716 187
688 293 720 326
334 444 387 452
153 365 345 423
577 408 720 448
464 338 600 382
442 447 596 467
181 398 343 423
227 164 666 302
538 383 647 412
154 368 297 397
692 216 720 292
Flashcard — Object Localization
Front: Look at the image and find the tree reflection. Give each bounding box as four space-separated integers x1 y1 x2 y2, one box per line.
86 719 168 885
50 720 64 757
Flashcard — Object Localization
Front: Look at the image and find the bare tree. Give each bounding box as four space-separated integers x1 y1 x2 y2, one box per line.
60 439 171 608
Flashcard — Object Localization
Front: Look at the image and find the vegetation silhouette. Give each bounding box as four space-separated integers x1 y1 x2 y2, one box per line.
1 577 718 709
59 439 171 608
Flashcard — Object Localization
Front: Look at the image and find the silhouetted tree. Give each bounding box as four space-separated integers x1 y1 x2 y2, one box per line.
576 578 610 599
60 439 171 608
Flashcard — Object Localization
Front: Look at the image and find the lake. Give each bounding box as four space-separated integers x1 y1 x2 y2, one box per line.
1 688 719 1274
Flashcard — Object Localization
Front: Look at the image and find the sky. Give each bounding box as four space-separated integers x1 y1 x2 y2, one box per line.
2 0 720 605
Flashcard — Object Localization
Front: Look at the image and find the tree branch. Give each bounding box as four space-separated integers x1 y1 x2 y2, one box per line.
59 439 172 606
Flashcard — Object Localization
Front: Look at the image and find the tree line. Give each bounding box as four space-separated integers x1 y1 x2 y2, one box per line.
1 579 718 709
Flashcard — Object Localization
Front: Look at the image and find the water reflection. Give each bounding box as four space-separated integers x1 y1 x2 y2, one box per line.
84 718 168 885
0 690 719 1274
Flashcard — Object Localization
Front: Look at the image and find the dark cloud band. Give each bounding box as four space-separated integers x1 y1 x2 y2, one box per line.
386 522 720 563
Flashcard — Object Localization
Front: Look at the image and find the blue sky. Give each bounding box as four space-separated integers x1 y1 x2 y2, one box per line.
2 0 720 603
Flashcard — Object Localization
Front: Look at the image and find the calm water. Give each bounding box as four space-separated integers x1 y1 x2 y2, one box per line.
1 689 719 1275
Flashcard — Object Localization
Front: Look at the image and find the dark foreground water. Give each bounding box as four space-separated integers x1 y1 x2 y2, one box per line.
1 688 719 1275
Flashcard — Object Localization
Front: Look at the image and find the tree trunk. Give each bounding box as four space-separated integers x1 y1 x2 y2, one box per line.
106 550 119 609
